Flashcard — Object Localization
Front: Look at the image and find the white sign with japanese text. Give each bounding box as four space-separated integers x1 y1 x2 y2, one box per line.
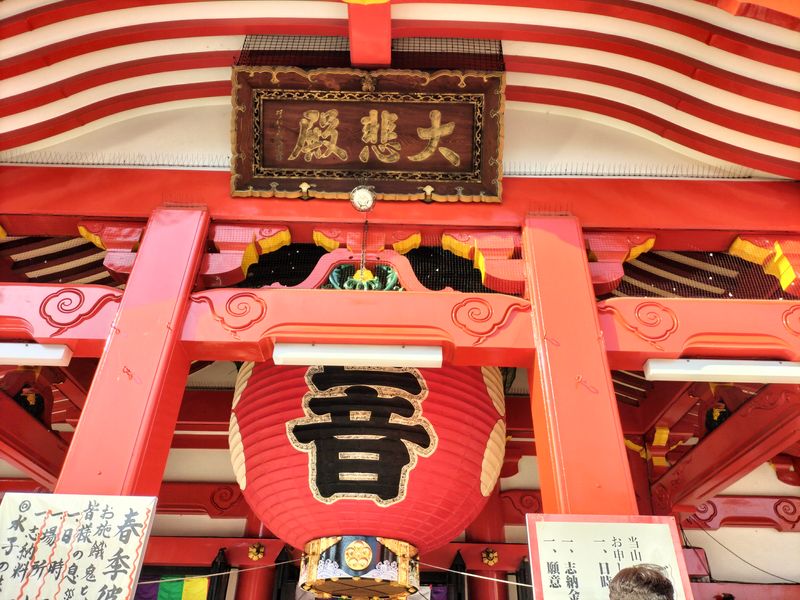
528 515 693 600
0 493 157 600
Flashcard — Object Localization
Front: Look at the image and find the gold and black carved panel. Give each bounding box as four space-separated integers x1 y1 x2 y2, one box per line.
231 67 504 202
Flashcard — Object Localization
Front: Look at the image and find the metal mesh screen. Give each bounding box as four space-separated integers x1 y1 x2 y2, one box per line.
237 35 351 68
607 251 791 300
237 36 504 71
392 38 504 71
238 243 516 294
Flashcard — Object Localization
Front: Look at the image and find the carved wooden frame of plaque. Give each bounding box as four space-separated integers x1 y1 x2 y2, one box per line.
231 67 504 203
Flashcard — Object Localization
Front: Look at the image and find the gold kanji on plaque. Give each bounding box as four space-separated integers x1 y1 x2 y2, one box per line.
359 109 401 163
408 109 460 167
288 109 348 162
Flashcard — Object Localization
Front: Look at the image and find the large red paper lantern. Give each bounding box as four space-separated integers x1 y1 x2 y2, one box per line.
229 363 505 596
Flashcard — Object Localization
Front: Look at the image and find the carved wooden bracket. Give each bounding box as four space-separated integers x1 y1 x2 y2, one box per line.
500 489 543 525
729 235 800 298
585 231 656 295
81 221 291 289
772 453 800 486
683 495 800 532
313 227 421 254
442 231 525 295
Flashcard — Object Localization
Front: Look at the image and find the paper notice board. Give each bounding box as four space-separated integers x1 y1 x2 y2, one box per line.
0 492 157 600
527 514 694 600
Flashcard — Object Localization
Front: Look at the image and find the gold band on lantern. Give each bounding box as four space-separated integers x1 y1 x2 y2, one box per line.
301 536 420 599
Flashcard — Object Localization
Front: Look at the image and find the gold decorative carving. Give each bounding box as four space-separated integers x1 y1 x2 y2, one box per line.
344 540 373 570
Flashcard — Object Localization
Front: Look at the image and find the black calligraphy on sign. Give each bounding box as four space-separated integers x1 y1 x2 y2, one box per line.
287 366 438 506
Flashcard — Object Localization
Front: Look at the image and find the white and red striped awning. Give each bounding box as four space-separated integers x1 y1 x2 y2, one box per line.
1 0 798 177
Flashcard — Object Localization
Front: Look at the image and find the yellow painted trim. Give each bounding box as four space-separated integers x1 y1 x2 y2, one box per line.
652 426 670 447
729 236 772 264
766 241 796 290
392 233 421 255
313 230 341 253
241 229 291 276
78 225 106 250
354 268 374 282
624 439 647 459
441 234 487 282
441 233 472 260
0 225 6 239
651 456 670 468
626 237 655 261
729 237 797 291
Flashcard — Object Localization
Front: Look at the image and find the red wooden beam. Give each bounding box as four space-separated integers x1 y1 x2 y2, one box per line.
1 168 798 238
599 297 800 371
523 215 637 515
0 479 249 518
683 495 800 532
347 1 392 68
651 384 800 514
0 394 67 488
56 208 209 496
181 287 534 367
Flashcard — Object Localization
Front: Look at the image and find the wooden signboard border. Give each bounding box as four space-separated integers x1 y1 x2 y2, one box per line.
231 66 505 203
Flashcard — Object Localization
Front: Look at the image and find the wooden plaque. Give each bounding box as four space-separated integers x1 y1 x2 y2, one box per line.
231 67 504 202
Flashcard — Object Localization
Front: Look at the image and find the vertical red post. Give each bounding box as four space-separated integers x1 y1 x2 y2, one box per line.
347 1 392 68
235 513 274 600
56 208 208 496
465 487 506 600
522 215 637 515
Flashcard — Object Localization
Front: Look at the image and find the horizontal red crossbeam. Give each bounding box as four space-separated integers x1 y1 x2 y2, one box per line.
1 283 798 373
1 168 798 237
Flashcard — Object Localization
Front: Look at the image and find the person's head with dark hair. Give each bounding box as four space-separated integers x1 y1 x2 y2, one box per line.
609 564 675 600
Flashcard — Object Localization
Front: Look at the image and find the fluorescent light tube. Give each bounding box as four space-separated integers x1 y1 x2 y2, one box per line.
0 343 73 366
272 343 443 368
644 359 800 383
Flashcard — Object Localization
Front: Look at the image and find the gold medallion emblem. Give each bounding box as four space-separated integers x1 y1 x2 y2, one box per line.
344 540 373 571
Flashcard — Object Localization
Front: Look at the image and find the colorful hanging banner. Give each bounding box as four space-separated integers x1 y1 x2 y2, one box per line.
134 575 210 600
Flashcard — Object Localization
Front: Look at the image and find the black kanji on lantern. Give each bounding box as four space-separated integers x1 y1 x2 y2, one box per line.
288 366 437 506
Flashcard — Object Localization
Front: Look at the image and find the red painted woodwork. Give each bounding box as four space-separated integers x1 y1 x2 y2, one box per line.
181 287 533 366
465 488 506 600
55 208 209 496
523 215 638 515
773 453 800 486
504 55 800 146
505 85 800 179
0 19 347 80
651 384 800 514
599 297 800 371
500 489 543 526
442 230 525 295
0 283 121 356
584 231 656 295
691 582 800 600
0 392 67 488
3 168 797 238
232 363 505 553
144 537 285 567
347 2 391 67
235 513 276 600
684 495 800 532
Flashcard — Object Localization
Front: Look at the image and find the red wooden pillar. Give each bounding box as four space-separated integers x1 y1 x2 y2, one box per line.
522 215 637 514
465 487 506 600
56 208 208 496
235 513 274 600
